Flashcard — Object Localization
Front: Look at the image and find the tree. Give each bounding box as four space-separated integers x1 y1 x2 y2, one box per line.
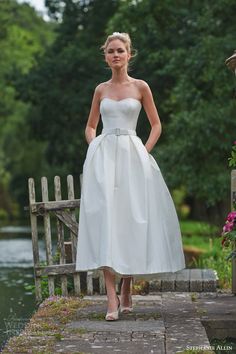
18 0 119 189
106 0 236 221
0 0 55 217
6 0 236 223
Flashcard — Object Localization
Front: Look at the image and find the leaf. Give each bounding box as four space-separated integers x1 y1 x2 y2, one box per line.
225 251 236 261
225 231 236 241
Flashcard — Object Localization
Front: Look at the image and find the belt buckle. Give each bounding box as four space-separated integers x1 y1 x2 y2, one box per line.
115 128 121 136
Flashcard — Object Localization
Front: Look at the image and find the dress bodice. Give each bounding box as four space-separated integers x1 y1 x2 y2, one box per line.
100 98 142 130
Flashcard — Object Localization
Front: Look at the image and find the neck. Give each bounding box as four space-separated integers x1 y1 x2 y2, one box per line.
110 67 130 84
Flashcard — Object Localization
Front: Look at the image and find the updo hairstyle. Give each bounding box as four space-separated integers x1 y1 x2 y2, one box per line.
100 32 137 59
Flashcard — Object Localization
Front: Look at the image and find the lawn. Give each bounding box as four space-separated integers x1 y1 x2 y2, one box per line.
180 220 232 289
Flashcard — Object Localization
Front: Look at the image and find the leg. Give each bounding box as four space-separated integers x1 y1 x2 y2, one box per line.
120 276 133 307
103 268 119 313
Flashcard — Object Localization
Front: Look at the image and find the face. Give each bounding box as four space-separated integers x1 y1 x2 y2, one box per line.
105 39 131 70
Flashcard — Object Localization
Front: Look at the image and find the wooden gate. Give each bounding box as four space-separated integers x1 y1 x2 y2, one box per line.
28 174 106 302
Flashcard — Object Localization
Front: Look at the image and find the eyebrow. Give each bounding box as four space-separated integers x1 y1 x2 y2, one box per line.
107 47 125 51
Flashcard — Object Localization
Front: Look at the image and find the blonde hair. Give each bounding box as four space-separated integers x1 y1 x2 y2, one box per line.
101 32 137 58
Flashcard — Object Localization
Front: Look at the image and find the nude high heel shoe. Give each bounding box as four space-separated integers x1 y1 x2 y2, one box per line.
105 295 120 321
120 293 133 314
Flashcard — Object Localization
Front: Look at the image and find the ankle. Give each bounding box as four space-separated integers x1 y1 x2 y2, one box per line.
107 294 119 303
120 290 131 297
107 295 120 311
121 280 132 294
121 286 131 295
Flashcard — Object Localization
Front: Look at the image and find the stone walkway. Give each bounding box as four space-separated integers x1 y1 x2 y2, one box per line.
52 291 235 354
3 290 236 354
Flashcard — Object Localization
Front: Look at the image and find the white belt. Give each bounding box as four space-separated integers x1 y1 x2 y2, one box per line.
102 128 136 136
101 128 136 189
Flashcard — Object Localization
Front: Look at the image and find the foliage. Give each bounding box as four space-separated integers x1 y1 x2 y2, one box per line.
228 141 236 167
0 0 56 215
1 0 236 217
17 0 119 195
172 186 190 220
192 238 231 289
221 211 236 260
2 295 89 354
25 251 75 300
180 220 219 236
0 208 8 221
106 0 236 208
211 338 236 354
180 219 230 288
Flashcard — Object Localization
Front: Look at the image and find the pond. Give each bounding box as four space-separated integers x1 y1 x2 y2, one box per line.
0 226 45 350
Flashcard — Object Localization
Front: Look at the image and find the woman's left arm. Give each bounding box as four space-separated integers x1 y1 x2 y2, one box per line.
140 80 162 153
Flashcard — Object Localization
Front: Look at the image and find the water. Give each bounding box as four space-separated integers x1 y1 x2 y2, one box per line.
0 226 43 351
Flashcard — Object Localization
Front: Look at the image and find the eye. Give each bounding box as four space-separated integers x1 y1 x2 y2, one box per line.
118 49 125 53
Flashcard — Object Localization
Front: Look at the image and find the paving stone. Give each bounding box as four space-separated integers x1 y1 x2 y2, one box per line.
48 291 234 353
54 338 165 353
161 292 211 353
67 319 165 332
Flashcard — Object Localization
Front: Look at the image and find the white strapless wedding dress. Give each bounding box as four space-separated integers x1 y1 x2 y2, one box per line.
75 98 186 280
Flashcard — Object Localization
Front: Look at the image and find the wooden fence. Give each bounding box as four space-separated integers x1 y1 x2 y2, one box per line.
28 175 220 302
28 175 107 302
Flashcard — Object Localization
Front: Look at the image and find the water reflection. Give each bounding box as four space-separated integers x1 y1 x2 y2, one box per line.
0 227 41 350
0 238 46 268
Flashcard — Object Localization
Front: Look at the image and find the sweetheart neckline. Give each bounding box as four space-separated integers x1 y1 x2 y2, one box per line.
100 97 142 105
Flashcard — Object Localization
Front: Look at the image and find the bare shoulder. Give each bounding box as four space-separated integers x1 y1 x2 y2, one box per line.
133 79 153 101
94 81 110 98
94 82 104 94
134 79 151 94
134 79 149 89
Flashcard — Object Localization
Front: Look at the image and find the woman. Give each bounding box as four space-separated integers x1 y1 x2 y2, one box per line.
75 32 186 321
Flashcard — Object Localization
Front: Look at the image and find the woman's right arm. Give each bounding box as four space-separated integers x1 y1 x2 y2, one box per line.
85 84 102 144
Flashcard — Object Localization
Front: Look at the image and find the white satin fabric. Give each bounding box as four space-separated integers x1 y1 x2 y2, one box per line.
75 98 186 280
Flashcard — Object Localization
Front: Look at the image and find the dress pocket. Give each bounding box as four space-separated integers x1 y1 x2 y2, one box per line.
88 136 98 146
148 153 160 171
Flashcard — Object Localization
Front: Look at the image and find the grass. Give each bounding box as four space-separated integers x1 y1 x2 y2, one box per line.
180 220 219 236
2 296 92 354
180 220 232 290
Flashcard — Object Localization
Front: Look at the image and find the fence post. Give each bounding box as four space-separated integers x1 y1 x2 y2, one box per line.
231 170 236 295
28 174 113 298
67 175 81 295
41 176 55 296
54 176 68 296
28 178 42 302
